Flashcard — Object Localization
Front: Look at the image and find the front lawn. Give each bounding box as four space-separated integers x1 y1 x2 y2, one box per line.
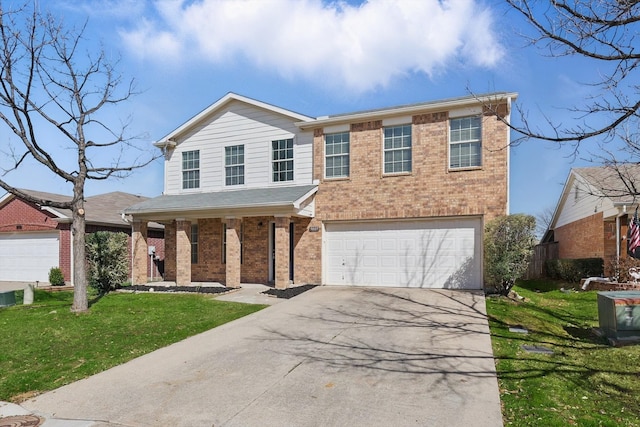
0 289 266 402
486 280 640 426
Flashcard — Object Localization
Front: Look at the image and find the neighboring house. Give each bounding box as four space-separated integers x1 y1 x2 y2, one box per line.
545 165 640 271
0 189 164 284
124 92 516 290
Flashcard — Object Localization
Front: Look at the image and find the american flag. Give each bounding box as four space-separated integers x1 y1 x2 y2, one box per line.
629 210 640 257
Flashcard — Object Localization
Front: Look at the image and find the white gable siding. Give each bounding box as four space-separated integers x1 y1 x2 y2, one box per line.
164 101 313 195
555 175 609 228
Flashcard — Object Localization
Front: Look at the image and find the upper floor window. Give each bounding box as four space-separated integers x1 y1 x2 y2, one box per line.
325 132 350 178
272 138 294 182
182 150 200 189
383 125 412 174
449 116 482 168
191 223 199 264
225 145 245 186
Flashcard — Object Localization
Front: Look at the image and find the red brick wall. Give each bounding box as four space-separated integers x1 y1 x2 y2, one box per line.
184 216 316 285
240 217 270 283
164 221 177 281
0 197 60 232
190 217 272 284
292 217 317 284
555 212 604 259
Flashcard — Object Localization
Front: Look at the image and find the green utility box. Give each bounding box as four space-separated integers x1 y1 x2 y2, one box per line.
0 290 16 308
597 291 640 341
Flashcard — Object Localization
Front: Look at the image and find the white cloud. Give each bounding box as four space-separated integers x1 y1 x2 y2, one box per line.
120 0 504 92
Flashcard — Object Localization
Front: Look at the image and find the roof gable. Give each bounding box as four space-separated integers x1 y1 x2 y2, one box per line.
155 92 315 146
549 165 640 230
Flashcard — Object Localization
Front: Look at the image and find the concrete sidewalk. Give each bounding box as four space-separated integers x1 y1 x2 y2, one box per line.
5 287 503 427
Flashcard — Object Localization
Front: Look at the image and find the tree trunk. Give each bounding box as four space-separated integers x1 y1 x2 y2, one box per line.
71 183 88 312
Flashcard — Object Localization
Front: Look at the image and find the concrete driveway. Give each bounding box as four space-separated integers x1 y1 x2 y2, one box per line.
21 286 503 427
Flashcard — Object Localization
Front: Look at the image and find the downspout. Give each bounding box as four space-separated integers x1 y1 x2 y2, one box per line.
616 214 621 260
506 96 512 215
70 227 74 286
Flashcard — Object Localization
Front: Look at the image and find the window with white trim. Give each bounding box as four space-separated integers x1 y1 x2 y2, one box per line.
383 125 412 174
191 224 198 264
449 116 482 168
272 138 294 182
225 145 245 186
325 132 350 178
182 150 200 189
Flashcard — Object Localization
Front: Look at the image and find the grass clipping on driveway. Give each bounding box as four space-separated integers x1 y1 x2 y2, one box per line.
486 280 640 426
0 290 266 402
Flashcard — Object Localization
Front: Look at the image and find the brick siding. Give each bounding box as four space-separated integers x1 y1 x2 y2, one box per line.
555 212 605 259
224 218 242 288
175 219 191 286
312 108 508 223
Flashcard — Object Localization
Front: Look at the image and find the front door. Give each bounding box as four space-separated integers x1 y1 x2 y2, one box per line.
268 221 294 283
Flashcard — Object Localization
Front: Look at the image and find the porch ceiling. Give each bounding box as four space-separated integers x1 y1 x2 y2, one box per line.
123 185 318 221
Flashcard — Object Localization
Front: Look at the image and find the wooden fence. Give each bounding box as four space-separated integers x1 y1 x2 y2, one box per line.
526 242 559 279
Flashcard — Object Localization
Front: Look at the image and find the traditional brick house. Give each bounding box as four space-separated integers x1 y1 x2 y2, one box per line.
0 190 164 284
124 92 516 289
544 165 640 274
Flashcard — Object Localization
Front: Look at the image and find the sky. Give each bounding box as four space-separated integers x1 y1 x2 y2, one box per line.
0 0 612 219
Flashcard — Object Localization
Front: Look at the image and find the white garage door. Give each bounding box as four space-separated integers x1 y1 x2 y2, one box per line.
324 218 482 289
0 232 60 282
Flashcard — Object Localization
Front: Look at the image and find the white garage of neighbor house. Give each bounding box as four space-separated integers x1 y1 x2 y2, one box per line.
0 232 60 282
324 218 482 288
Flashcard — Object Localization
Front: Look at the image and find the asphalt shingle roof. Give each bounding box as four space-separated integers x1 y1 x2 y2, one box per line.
15 189 153 227
574 164 640 204
124 185 318 215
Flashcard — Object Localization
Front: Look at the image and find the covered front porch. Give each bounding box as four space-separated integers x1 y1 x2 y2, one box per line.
124 185 318 290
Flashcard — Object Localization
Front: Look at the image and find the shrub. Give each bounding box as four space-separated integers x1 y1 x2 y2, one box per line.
605 256 637 282
86 231 129 295
484 214 537 295
48 267 65 286
545 258 603 282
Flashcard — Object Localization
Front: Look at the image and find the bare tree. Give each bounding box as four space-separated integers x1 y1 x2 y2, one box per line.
0 3 155 312
535 205 555 240
503 0 640 148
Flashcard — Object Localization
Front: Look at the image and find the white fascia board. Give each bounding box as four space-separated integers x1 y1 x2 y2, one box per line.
296 92 519 130
292 186 319 209
156 92 315 144
0 192 14 208
40 206 68 219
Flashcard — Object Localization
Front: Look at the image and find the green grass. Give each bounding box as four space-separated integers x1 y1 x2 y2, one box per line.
486 279 640 426
0 289 266 402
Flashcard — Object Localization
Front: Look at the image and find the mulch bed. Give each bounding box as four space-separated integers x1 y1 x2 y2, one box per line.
124 285 231 294
262 284 317 299
123 284 318 299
